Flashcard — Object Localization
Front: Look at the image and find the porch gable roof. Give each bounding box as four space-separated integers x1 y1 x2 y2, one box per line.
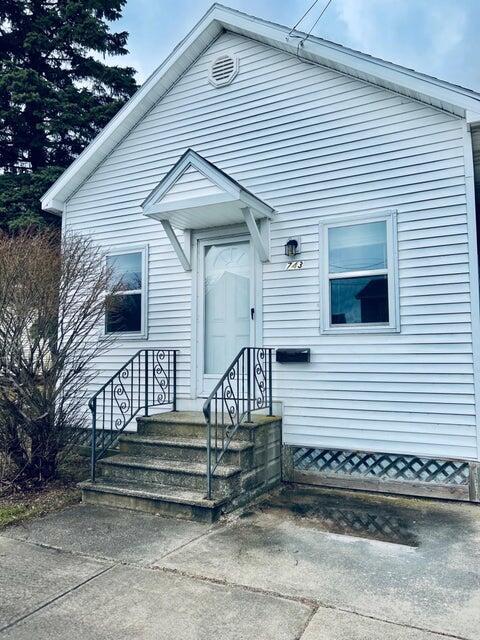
141 149 274 230
141 149 273 270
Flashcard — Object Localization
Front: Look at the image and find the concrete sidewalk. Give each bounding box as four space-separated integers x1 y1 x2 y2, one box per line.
1 486 479 639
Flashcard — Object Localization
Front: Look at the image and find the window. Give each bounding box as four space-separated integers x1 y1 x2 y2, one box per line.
105 248 147 336
320 211 399 333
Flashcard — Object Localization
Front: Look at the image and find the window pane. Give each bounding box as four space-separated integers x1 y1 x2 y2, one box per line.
329 221 387 273
330 275 388 325
105 294 142 333
107 252 142 291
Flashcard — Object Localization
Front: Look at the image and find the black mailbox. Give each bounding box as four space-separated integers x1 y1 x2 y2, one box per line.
276 348 310 364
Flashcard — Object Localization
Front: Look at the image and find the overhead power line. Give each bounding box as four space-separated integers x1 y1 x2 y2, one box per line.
289 0 335 46
301 0 334 44
289 0 321 35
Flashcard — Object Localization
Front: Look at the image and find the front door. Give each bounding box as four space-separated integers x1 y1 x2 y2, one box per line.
196 234 256 396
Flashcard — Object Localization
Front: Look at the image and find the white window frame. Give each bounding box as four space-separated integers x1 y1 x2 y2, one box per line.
319 210 400 334
104 244 148 339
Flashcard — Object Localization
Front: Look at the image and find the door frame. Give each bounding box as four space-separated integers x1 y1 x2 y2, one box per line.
190 224 263 399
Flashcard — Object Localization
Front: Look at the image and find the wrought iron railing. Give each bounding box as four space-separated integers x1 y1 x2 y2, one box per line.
202 347 273 499
89 348 178 481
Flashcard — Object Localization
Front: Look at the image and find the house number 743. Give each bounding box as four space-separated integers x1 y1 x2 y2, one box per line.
285 261 304 270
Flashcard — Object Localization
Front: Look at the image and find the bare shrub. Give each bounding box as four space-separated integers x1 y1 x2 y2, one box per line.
0 229 116 488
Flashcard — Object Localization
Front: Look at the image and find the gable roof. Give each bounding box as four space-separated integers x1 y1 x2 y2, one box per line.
41 3 480 215
141 148 274 229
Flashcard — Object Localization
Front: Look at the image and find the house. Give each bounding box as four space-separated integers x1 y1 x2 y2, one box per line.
41 4 480 518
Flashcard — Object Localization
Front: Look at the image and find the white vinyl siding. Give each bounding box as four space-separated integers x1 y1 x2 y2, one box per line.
65 31 478 461
161 166 224 204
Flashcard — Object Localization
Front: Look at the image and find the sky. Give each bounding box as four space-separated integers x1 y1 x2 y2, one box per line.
110 0 480 93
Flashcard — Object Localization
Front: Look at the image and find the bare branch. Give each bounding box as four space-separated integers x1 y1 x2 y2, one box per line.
0 229 117 486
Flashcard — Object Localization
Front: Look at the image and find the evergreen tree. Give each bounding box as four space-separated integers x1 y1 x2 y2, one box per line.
0 0 137 231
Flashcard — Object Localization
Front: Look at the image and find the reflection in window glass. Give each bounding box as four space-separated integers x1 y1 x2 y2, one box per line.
330 275 388 325
105 251 143 334
105 293 142 333
327 220 390 327
107 252 142 291
329 221 387 273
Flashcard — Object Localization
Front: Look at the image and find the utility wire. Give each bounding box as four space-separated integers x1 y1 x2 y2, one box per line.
289 0 321 35
299 0 334 45
288 0 335 67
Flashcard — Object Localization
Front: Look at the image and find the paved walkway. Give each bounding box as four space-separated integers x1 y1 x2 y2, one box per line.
1 486 479 639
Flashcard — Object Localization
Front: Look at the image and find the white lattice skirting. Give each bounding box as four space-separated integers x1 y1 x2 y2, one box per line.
291 447 474 501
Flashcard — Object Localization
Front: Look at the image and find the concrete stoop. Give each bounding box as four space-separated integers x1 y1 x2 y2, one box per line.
80 411 282 522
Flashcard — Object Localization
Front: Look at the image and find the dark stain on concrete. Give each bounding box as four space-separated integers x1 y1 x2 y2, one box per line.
250 485 477 548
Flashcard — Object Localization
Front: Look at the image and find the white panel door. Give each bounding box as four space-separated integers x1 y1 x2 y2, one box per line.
197 235 255 395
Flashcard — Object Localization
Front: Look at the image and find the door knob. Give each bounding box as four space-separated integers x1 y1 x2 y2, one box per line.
251 307 255 320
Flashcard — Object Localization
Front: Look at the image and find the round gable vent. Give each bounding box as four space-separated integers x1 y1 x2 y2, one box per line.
209 54 239 87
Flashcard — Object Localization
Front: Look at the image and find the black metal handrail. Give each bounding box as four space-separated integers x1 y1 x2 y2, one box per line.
89 348 178 481
202 347 273 499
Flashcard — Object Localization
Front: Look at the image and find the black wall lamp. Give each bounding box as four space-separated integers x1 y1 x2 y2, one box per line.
285 238 301 258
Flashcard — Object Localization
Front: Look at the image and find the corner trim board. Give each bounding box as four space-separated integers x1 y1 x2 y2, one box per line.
462 123 480 461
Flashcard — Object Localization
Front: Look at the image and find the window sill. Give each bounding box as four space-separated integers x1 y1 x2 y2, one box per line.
320 325 400 335
99 331 148 341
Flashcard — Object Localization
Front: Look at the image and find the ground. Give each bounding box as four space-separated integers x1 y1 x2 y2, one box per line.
0 456 88 528
0 485 479 639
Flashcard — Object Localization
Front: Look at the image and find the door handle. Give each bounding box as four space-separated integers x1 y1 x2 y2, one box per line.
251 307 255 320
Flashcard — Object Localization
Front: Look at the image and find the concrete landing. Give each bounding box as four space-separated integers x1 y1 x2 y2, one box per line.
1 485 479 639
155 486 480 640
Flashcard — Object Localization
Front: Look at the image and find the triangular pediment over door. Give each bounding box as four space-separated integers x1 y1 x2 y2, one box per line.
142 149 274 270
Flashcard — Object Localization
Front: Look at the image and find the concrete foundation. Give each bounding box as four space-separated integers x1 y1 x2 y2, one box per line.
469 462 480 502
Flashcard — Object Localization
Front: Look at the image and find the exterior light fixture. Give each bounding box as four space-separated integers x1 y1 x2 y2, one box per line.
285 238 300 258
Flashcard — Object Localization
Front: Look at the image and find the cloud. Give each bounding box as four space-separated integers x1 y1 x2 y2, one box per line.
335 0 385 48
333 0 469 80
110 0 479 92
429 4 467 59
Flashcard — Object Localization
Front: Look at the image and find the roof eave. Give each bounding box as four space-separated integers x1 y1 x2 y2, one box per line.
214 5 480 116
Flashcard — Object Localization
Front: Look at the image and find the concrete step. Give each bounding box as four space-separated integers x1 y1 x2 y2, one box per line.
98 455 241 495
137 410 278 441
118 434 254 466
80 479 226 523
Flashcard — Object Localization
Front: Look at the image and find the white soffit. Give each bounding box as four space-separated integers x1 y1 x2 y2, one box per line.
41 3 480 215
141 148 274 230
